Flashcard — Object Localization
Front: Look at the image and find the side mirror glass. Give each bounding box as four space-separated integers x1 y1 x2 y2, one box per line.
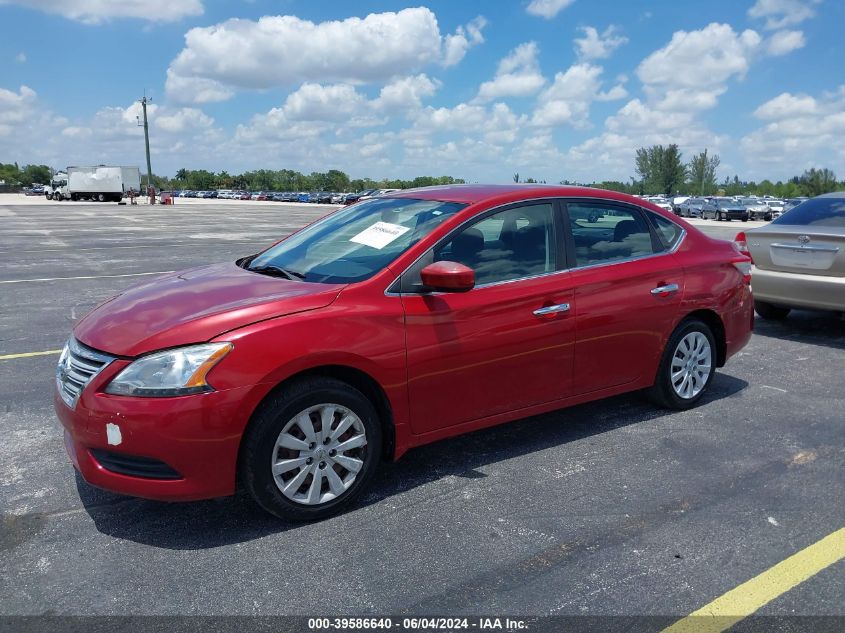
419 261 475 293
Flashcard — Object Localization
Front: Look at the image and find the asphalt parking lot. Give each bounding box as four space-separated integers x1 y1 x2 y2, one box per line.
1 198 843 626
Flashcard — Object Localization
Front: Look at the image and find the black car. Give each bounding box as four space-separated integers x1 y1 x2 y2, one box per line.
704 198 748 222
344 188 377 205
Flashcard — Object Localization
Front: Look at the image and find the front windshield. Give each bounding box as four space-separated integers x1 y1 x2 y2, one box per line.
248 197 465 283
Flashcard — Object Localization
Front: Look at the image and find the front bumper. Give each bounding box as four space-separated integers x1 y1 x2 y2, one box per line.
752 267 845 312
55 377 257 502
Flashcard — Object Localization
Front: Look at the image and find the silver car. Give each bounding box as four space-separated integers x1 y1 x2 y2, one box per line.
738 192 845 319
742 198 772 221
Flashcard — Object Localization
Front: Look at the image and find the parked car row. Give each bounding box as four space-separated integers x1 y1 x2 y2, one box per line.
673 195 801 222
168 189 401 204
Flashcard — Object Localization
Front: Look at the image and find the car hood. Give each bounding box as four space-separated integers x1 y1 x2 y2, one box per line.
74 262 345 357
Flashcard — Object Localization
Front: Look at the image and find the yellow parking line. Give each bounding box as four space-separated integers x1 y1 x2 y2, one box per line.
0 349 62 361
662 527 845 633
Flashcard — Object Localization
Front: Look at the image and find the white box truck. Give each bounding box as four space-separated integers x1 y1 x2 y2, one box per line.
46 165 142 202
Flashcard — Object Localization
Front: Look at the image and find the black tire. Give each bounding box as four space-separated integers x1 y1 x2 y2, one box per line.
764 213 772 222
647 318 717 410
741 216 748 222
71 193 79 201
46 193 53 201
240 377 382 521
755 300 791 320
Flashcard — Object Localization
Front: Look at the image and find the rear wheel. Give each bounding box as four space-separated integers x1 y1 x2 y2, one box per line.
97 193 105 202
648 319 716 410
240 377 382 521
764 213 773 222
755 300 791 320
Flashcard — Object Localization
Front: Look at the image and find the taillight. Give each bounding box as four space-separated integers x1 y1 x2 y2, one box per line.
732 258 752 285
734 231 752 261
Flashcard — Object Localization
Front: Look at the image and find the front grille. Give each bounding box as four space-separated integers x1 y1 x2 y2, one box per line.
56 338 114 409
90 449 182 480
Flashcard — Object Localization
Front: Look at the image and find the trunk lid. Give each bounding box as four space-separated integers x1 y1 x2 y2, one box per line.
747 226 845 277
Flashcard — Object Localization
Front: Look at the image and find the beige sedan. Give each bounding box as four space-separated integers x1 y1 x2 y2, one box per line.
735 192 845 319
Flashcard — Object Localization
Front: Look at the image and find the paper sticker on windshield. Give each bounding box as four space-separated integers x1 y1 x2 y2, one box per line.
350 222 411 249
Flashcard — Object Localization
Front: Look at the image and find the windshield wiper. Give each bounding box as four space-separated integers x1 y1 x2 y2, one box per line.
249 265 306 281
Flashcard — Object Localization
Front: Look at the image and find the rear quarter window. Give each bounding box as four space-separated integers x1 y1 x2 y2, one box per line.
646 212 683 251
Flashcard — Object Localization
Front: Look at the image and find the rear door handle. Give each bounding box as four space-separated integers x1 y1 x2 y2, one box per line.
651 283 679 296
533 303 570 317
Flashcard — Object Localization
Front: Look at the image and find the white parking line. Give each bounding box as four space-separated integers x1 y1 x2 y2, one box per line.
0 270 175 284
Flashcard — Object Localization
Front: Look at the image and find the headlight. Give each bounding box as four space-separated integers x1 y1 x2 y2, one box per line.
105 342 233 397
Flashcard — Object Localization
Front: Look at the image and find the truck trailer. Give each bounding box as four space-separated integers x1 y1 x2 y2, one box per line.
46 165 141 202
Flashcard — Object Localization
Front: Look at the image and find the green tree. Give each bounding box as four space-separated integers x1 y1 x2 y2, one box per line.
513 173 519 183
324 169 350 192
686 150 720 196
186 169 216 190
797 168 837 197
635 144 686 195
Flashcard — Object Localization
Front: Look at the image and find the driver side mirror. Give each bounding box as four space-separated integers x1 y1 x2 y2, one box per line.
420 261 475 293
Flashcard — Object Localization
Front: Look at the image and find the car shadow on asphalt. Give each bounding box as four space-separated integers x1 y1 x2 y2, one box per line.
752 309 845 350
77 373 748 550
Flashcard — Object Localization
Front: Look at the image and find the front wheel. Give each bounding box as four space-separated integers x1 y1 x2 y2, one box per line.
240 377 382 521
647 319 716 410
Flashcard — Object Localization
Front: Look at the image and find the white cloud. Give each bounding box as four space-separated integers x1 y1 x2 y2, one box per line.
748 0 820 30
410 101 527 146
442 16 487 67
165 72 233 104
637 23 762 90
741 86 845 176
0 0 203 23
525 0 575 20
532 63 626 128
753 92 817 119
766 29 806 55
15 52 26 63
165 8 485 103
155 107 214 133
550 23 769 182
0 85 37 133
574 26 628 60
281 84 368 122
374 74 440 111
475 42 546 103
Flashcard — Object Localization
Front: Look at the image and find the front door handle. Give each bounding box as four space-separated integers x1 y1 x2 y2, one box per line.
651 283 679 296
533 303 570 317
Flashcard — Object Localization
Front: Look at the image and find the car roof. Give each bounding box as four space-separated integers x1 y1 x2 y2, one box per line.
816 191 845 198
386 183 654 208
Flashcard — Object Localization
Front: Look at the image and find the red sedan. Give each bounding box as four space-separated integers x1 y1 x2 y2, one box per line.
54 185 753 521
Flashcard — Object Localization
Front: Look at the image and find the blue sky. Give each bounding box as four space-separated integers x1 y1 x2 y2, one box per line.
1 0 843 184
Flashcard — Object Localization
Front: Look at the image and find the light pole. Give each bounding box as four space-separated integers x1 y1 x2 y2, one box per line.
137 94 153 203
